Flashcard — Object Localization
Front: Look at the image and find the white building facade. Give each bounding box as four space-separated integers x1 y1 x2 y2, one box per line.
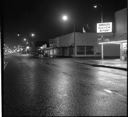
46 32 113 57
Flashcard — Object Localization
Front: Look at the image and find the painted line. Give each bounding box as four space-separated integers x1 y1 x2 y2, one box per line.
113 91 127 99
104 89 113 93
4 62 8 70
104 89 126 99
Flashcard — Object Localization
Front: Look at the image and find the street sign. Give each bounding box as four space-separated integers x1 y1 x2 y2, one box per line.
97 22 112 33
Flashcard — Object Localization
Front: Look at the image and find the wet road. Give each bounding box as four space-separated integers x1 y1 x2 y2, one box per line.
3 55 127 116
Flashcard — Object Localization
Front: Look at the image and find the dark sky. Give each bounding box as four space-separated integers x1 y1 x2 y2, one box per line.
3 0 127 47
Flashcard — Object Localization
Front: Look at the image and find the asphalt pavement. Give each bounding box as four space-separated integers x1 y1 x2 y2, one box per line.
3 55 127 116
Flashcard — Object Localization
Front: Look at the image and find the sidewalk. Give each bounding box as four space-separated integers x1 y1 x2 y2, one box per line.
74 59 127 71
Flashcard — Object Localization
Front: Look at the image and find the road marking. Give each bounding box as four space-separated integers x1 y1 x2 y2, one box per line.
104 89 126 99
4 62 8 70
104 89 112 93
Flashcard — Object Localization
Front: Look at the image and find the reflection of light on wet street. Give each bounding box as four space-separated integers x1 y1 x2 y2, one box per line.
51 60 76 116
4 57 127 116
53 72 71 115
87 67 127 116
55 74 69 99
21 60 36 97
22 59 36 68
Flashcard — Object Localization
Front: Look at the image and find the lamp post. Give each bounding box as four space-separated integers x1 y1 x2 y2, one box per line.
73 23 76 56
93 2 103 23
93 2 104 60
61 14 76 56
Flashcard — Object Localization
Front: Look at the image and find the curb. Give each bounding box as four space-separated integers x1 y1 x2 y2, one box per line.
76 61 127 71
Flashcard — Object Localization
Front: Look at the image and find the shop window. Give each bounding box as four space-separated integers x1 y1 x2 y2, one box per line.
86 46 94 55
77 46 85 55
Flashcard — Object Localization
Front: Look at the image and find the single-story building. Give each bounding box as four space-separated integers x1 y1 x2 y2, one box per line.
45 32 113 58
44 8 127 60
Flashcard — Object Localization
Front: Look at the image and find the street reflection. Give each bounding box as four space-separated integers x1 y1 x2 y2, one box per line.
51 61 77 116
55 74 69 99
88 69 127 116
21 59 36 96
53 72 72 115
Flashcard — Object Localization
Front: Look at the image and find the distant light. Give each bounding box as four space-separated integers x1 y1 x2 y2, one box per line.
93 5 98 8
40 46 43 49
17 34 19 36
17 50 20 52
26 46 30 50
24 38 27 41
62 15 68 21
31 33 35 37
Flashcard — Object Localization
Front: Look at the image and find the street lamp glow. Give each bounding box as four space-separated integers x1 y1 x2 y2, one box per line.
24 38 27 41
26 46 30 50
93 5 98 8
31 33 35 37
17 33 20 37
40 46 43 49
62 15 68 21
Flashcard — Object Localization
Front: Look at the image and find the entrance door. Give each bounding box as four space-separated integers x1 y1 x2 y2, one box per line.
103 44 120 59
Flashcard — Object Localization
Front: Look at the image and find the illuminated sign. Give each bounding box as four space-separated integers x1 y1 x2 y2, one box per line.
97 22 112 33
122 43 127 49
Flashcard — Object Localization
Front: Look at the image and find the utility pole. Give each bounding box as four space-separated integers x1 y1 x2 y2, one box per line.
73 23 76 57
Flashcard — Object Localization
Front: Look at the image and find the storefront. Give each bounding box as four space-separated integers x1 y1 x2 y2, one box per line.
99 40 127 60
120 42 127 60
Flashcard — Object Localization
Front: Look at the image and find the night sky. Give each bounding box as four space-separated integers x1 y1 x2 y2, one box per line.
3 0 127 47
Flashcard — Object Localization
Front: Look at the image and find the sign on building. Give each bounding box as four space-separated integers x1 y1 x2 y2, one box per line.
97 22 112 33
122 43 127 49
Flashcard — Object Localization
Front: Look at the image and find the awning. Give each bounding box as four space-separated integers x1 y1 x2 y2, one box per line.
99 40 127 45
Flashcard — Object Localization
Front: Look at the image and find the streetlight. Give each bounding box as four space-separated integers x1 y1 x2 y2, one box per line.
23 38 27 41
26 46 30 50
93 2 104 59
62 15 68 21
93 4 103 23
31 33 35 37
17 34 20 37
61 14 76 56
26 46 30 54
40 46 43 50
93 5 98 8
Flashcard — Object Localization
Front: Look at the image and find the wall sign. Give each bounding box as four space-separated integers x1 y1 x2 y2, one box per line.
97 22 112 33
